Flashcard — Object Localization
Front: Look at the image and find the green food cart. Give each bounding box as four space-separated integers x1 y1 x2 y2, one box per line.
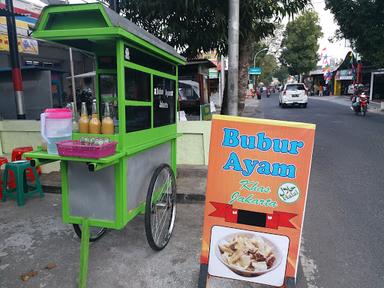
25 3 185 287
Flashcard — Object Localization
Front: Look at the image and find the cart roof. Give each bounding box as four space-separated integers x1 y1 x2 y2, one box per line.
33 3 186 65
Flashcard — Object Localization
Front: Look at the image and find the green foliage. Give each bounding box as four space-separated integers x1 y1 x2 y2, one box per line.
325 0 384 67
120 0 310 58
257 55 278 85
273 66 289 84
280 10 323 76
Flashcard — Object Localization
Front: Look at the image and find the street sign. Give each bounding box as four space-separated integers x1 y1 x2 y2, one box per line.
199 115 316 288
248 67 262 75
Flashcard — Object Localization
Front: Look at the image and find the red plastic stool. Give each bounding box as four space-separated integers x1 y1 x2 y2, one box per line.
11 147 41 181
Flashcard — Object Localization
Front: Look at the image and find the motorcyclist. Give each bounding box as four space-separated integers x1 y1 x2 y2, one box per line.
351 84 369 111
266 87 271 97
351 84 363 109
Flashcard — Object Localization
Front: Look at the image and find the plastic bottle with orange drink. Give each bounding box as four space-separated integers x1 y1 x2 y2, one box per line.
101 103 114 135
78 102 89 133
89 100 101 134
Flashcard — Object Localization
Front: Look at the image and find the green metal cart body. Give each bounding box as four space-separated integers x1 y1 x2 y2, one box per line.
25 4 185 287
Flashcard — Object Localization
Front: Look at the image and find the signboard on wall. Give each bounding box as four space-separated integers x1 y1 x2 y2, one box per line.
0 34 38 55
199 115 316 287
336 69 354 81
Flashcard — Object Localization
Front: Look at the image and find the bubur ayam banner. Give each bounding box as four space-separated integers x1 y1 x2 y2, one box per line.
199 115 316 287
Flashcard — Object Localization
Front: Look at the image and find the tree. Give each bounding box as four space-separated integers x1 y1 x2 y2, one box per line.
120 0 310 113
280 11 323 78
273 66 289 84
257 54 278 86
325 0 384 67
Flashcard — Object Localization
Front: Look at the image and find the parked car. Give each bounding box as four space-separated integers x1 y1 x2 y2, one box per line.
279 83 308 108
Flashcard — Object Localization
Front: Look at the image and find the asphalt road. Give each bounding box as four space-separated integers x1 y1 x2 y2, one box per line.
259 93 384 288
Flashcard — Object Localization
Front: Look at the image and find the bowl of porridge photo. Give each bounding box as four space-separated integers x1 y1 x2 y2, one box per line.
215 232 282 277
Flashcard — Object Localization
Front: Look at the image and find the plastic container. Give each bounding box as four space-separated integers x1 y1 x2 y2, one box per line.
57 140 117 159
41 108 72 154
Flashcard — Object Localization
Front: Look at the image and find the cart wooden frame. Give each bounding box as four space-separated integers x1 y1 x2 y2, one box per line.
25 3 185 287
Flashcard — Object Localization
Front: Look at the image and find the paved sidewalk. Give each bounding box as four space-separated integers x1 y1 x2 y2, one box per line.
0 193 285 288
0 195 204 288
241 97 264 118
311 95 384 114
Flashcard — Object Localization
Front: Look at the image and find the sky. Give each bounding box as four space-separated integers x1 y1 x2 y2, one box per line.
26 0 351 62
311 0 351 61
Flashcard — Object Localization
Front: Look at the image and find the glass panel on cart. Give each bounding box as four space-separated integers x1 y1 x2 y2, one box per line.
98 56 116 69
125 68 151 102
99 74 118 133
153 77 176 127
124 45 176 75
125 106 151 132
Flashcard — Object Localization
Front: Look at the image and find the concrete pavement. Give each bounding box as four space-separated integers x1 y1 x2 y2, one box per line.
311 95 384 114
0 194 204 288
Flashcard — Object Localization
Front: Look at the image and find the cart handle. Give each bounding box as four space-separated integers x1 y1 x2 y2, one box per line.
87 159 119 172
30 158 57 167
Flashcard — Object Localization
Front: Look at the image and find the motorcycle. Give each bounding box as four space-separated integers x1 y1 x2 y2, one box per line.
351 93 368 116
266 89 271 98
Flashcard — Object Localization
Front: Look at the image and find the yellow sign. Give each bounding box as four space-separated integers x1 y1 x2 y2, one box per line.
0 34 39 55
0 17 30 30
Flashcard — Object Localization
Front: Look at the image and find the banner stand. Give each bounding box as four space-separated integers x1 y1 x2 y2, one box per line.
198 115 316 288
198 264 208 288
198 269 297 288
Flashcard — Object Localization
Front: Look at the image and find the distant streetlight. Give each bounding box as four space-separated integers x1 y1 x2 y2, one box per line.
252 48 268 89
253 47 268 69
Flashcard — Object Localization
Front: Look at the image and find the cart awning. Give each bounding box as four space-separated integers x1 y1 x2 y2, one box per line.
32 3 185 65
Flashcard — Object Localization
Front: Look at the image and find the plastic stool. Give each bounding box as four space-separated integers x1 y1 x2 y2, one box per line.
11 147 33 161
11 146 42 181
2 160 44 206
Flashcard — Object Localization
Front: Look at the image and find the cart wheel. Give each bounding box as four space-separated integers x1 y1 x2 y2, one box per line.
145 163 176 251
73 224 107 242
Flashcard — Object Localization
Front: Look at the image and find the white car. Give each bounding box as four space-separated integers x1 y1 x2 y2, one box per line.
279 83 308 108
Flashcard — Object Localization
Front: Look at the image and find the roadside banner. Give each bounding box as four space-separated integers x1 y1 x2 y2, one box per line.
0 34 39 55
199 115 316 287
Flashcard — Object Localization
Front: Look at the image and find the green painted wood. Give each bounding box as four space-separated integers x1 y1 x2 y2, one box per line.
125 100 151 107
150 75 154 128
124 61 177 80
79 218 90 288
33 4 185 65
29 4 183 287
24 150 125 164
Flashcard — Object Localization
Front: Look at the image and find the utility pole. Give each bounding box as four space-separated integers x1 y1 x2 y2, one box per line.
5 0 26 119
227 0 239 115
110 0 120 13
219 55 225 107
